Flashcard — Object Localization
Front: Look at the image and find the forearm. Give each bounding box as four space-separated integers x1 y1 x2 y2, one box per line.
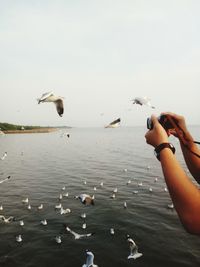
160 148 200 234
179 131 200 182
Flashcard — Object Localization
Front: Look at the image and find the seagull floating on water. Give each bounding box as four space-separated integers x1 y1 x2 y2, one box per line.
60 207 71 215
127 237 143 260
65 226 94 240
55 236 62 244
38 204 43 210
41 219 47 226
82 250 98 267
0 176 11 184
110 228 115 235
16 235 22 243
19 220 24 226
22 198 29 204
132 96 155 109
37 91 64 117
81 213 86 219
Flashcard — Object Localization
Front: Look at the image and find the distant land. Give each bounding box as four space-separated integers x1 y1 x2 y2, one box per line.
0 122 71 134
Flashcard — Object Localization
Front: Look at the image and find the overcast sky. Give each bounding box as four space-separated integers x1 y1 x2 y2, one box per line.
0 0 200 127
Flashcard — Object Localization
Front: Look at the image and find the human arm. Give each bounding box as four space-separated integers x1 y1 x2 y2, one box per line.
145 115 200 234
163 112 200 183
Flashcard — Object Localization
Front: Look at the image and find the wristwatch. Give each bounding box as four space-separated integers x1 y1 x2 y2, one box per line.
154 143 175 161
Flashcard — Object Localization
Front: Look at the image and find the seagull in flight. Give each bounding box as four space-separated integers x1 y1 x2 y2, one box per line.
0 176 11 184
37 91 64 117
132 97 155 109
127 237 143 260
65 226 94 240
105 118 121 128
82 250 98 267
0 215 15 223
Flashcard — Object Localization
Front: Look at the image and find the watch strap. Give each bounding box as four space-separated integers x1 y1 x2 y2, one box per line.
154 143 175 161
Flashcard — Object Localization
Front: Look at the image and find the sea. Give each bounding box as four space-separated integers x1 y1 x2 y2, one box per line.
0 126 200 267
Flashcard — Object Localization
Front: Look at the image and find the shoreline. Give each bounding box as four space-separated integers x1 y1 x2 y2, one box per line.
3 128 58 134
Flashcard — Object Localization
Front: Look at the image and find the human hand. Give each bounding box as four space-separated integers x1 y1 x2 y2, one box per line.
145 115 169 148
161 112 188 140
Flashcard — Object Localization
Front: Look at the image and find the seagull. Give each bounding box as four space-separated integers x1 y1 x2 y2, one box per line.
82 223 87 229
81 213 86 219
127 237 143 260
27 204 31 210
60 207 71 215
22 198 29 204
0 215 15 223
55 203 62 209
16 235 22 243
76 194 95 205
0 205 3 210
132 96 155 109
55 236 62 244
105 118 121 128
1 152 7 160
41 219 47 226
19 220 24 226
37 91 64 117
65 226 94 240
38 204 43 210
110 228 115 235
124 202 127 208
167 203 174 209
63 192 69 197
0 176 11 184
82 250 98 267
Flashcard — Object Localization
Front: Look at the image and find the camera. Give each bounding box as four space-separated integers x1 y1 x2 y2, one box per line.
147 115 174 131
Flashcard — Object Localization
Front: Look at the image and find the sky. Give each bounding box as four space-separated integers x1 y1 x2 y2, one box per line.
0 0 200 127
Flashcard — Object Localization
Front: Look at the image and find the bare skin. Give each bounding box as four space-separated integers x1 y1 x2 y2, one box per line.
145 114 200 234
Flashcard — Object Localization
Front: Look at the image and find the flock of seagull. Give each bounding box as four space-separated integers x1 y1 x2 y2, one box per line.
0 149 175 266
0 93 172 266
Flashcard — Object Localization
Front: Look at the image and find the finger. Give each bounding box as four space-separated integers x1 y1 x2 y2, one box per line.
150 114 159 127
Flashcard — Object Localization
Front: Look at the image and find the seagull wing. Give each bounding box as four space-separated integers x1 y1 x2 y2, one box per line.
86 252 94 266
38 91 54 103
7 216 14 222
0 215 5 221
55 99 64 117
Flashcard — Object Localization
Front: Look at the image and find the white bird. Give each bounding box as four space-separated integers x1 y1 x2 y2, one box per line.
138 182 143 187
0 205 3 210
82 223 87 229
27 204 31 210
132 96 155 109
110 228 115 235
0 215 15 223
55 236 62 244
59 194 63 200
41 219 47 226
124 202 127 208
63 192 69 197
110 193 116 199
105 118 121 128
60 207 71 215
100 182 104 187
113 188 118 193
66 226 94 240
126 180 131 185
1 152 7 160
22 198 29 204
16 235 22 243
77 194 95 205
164 187 168 192
55 203 62 209
0 175 11 184
127 237 143 260
19 220 24 226
37 91 64 117
81 213 86 219
133 190 138 194
62 186 66 191
38 204 43 210
167 203 174 209
82 250 98 267
149 187 153 192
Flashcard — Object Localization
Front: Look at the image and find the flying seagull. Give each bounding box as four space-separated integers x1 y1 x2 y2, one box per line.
0 215 15 223
0 176 11 184
105 118 121 128
65 226 94 240
76 194 95 205
127 237 143 260
132 97 155 109
37 91 64 117
82 250 98 267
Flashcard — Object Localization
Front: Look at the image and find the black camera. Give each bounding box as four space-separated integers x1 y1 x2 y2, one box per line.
147 115 174 131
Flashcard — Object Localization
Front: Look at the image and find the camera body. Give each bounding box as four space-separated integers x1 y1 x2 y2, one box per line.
147 115 174 131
